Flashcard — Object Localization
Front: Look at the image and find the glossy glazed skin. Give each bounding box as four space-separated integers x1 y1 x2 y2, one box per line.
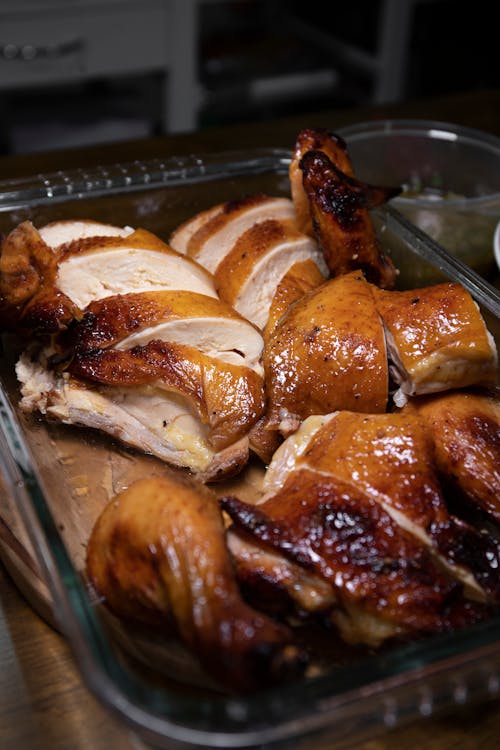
264 271 388 432
270 409 500 602
222 469 487 638
68 340 265 451
264 258 326 338
406 389 500 523
0 221 60 329
373 282 498 396
61 289 261 355
289 127 355 237
87 474 305 691
299 149 398 288
64 289 265 451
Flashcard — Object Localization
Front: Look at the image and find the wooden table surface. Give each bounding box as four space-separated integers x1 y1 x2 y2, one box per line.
1 88 500 750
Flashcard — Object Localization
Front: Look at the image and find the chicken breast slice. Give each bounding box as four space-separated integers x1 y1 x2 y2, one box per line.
68 290 264 376
169 203 225 254
176 195 296 274
38 220 134 249
57 246 217 308
214 218 327 329
16 352 249 480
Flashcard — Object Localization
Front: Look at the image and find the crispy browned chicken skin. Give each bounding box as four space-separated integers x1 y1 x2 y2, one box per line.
87 474 306 691
404 389 500 524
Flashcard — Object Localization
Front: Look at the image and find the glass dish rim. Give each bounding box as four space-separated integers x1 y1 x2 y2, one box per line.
337 118 500 209
0 147 500 748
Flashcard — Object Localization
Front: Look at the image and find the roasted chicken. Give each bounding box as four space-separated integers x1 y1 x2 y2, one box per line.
4 221 267 479
404 389 500 524
373 282 498 406
291 127 399 289
222 406 500 647
263 270 389 436
289 127 355 237
87 474 306 691
170 194 327 330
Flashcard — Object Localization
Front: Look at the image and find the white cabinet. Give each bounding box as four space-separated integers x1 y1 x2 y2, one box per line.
0 0 201 133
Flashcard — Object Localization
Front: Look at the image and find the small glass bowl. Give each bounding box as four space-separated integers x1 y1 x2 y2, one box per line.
338 119 500 278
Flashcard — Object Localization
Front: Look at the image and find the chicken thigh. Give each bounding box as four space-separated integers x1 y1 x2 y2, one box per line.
87 474 305 691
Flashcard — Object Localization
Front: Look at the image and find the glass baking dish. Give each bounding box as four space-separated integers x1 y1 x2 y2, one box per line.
0 149 499 750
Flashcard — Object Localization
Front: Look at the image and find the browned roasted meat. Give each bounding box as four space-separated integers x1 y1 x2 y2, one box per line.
263 271 388 436
87 474 305 691
20 227 217 335
17 286 266 479
0 221 58 329
0 220 141 333
222 469 488 647
264 258 326 338
289 127 355 237
299 149 398 288
263 410 500 603
212 218 327 329
372 282 498 406
404 389 500 524
9 217 267 480
170 195 327 330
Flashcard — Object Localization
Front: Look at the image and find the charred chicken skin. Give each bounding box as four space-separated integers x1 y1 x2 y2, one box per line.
299 148 399 288
289 127 355 237
222 470 488 646
404 389 500 524
87 474 305 691
264 410 500 602
222 406 500 647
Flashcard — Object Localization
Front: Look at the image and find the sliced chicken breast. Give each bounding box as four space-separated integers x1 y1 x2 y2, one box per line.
16 352 249 480
38 219 134 249
213 218 328 329
56 229 217 309
174 194 296 274
66 290 264 376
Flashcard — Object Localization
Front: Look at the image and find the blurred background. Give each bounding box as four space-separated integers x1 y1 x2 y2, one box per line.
0 0 498 155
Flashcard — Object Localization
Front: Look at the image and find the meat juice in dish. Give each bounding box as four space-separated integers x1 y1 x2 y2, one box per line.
1 129 499 692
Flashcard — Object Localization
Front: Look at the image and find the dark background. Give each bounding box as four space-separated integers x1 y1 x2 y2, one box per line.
0 0 497 155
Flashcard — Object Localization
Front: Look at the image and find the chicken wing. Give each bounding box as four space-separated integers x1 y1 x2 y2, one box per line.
299 149 399 288
87 474 305 691
289 128 354 237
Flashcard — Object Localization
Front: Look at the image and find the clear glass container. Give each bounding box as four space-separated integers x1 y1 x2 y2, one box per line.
0 149 499 750
338 120 500 279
